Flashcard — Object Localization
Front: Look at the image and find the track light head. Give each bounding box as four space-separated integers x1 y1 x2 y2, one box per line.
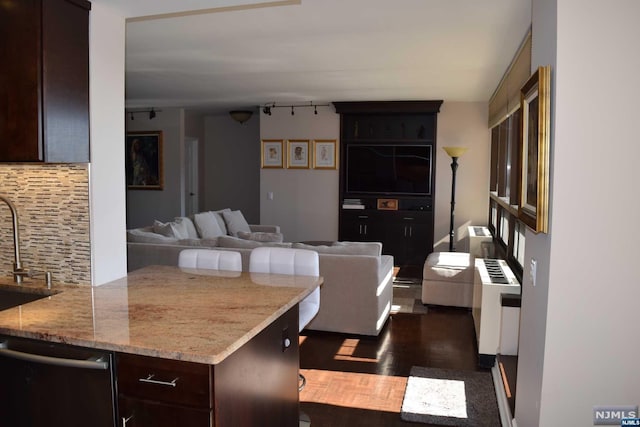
149 108 156 120
291 106 295 116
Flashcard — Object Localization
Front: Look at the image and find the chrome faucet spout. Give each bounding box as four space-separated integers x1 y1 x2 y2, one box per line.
0 195 24 284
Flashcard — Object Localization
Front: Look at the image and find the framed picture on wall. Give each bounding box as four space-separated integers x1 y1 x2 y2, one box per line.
519 65 551 233
287 139 310 169
261 139 284 168
312 139 338 169
125 131 164 190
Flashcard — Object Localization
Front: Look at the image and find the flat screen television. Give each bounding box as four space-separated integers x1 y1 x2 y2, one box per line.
345 144 432 196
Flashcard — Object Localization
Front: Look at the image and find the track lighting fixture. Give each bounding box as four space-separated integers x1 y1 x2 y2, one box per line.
128 108 161 120
259 102 329 117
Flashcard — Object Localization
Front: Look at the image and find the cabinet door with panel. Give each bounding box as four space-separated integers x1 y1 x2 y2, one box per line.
339 211 384 242
384 212 433 267
0 0 90 162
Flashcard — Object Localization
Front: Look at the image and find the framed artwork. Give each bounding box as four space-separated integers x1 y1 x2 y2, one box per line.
519 65 551 233
126 131 163 190
377 198 398 210
287 139 310 169
312 139 338 169
261 139 284 168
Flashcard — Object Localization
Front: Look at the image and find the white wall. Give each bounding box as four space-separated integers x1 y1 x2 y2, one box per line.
260 105 340 242
126 108 185 228
517 1 640 426
89 4 127 285
434 102 490 251
203 113 260 224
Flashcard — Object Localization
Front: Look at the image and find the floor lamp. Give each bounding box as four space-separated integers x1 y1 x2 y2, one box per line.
443 146 468 252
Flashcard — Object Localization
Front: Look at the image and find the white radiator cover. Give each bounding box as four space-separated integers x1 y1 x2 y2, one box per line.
473 259 521 358
467 226 493 259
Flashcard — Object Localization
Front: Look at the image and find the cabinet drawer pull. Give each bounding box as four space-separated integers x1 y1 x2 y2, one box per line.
122 415 133 426
403 217 415 221
357 215 368 219
139 374 179 387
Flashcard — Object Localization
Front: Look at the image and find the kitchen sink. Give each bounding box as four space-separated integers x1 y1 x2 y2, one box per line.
0 289 51 311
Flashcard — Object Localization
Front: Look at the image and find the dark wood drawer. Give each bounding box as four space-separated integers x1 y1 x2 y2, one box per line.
116 353 212 408
118 396 212 427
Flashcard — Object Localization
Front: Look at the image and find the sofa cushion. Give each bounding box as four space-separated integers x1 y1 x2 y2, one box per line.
194 211 225 238
219 235 292 249
127 228 180 244
292 241 382 256
222 210 251 236
175 217 199 239
332 241 383 256
237 231 284 243
212 208 231 235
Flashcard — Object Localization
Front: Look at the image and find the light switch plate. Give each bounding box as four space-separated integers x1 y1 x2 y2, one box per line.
530 258 537 286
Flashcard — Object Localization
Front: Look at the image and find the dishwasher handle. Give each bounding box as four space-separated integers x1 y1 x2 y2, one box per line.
0 341 109 370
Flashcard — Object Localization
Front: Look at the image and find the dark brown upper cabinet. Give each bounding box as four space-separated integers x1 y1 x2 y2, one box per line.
0 0 91 163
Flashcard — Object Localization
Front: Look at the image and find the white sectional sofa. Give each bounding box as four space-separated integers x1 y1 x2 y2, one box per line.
126 211 394 336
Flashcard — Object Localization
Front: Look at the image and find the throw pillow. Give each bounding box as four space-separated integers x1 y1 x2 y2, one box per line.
194 211 225 239
170 220 189 240
237 231 284 243
152 220 177 238
222 210 251 236
174 217 199 239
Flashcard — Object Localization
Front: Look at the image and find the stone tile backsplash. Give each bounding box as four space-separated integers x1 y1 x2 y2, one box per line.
0 164 90 285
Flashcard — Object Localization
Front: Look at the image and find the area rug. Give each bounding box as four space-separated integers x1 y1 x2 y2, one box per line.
400 366 500 426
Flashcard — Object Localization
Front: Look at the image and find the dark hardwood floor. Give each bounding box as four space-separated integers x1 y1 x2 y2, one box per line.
299 305 487 427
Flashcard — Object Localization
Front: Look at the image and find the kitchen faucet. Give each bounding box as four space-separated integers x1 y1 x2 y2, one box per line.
0 195 26 283
0 194 51 286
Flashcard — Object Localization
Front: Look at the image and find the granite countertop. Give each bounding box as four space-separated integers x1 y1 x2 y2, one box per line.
0 265 322 364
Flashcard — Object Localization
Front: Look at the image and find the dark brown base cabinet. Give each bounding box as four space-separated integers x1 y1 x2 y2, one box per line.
335 101 442 278
116 305 300 427
340 208 433 276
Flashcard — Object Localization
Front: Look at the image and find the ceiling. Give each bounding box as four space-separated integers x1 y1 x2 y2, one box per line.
93 0 531 114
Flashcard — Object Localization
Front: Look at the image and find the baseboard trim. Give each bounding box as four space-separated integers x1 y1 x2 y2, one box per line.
492 362 514 427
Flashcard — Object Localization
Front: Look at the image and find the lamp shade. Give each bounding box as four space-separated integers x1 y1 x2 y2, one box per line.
229 110 253 124
443 146 468 158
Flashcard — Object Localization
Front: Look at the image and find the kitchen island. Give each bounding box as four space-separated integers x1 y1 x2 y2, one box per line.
0 265 322 427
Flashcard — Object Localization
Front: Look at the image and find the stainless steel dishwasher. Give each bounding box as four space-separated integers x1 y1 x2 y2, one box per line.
0 335 116 427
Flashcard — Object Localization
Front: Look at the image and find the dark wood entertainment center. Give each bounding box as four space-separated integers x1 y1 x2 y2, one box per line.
334 101 443 279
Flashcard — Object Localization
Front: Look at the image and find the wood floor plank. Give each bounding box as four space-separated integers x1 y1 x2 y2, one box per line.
299 307 482 426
